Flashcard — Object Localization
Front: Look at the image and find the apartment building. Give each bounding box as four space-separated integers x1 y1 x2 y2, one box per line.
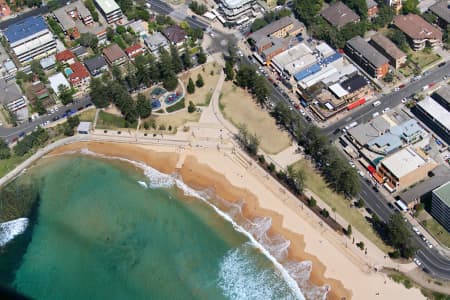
3 16 57 65
431 182 450 233
393 14 443 50
321 2 360 29
345 36 389 79
219 0 256 22
95 0 122 23
0 78 26 112
370 33 406 69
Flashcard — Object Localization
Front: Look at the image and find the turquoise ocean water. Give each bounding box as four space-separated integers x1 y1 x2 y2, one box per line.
0 155 314 300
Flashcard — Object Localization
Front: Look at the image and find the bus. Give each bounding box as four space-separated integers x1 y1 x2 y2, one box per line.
252 53 266 66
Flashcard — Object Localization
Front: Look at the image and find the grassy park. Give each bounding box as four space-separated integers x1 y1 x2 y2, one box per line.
422 218 450 248
181 63 221 106
291 159 392 253
77 108 96 122
96 111 137 130
408 50 441 69
219 82 291 154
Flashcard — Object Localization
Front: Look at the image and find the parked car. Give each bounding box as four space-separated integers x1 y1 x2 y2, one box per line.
401 98 407 103
382 107 390 114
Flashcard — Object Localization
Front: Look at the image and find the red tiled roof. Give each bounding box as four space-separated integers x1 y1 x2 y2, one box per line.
125 44 144 58
55 50 76 62
69 61 90 84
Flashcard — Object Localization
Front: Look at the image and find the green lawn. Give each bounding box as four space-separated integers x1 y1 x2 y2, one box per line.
422 218 450 248
0 154 31 179
77 108 96 122
292 159 392 253
166 98 185 113
399 63 415 77
96 111 137 130
409 50 441 69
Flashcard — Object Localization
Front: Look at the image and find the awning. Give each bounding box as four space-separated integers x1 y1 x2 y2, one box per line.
372 172 384 184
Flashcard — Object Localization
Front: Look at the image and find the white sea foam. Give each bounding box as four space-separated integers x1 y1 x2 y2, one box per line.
0 218 28 247
76 148 325 300
218 244 298 300
137 181 148 188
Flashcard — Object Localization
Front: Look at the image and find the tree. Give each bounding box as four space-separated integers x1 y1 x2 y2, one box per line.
162 71 178 91
346 224 352 236
224 60 234 81
89 78 110 108
308 197 317 207
292 0 323 26
344 0 367 19
197 49 207 64
195 74 204 87
189 1 208 15
251 18 268 32
253 76 269 106
384 72 394 83
58 85 74 105
356 198 365 208
169 45 183 73
30 60 46 83
67 115 80 128
388 29 409 52
136 93 152 118
188 101 196 113
106 27 115 41
84 0 99 22
387 213 417 258
402 0 419 14
372 5 394 29
187 78 196 94
79 33 98 51
0 139 11 159
182 42 192 69
422 12 437 24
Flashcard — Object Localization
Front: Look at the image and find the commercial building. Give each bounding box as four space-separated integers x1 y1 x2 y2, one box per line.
393 14 442 50
429 1 450 28
40 55 56 70
3 16 57 65
399 165 450 209
431 85 450 111
94 0 122 24
48 73 71 95
366 0 378 18
102 43 127 66
345 36 389 79
377 147 436 190
0 78 26 112
248 16 305 64
431 181 450 232
320 2 360 29
53 0 99 40
414 96 450 144
218 0 256 23
84 55 108 76
370 33 406 69
144 32 169 55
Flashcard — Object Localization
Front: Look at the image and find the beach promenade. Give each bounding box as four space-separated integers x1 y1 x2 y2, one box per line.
0 59 434 298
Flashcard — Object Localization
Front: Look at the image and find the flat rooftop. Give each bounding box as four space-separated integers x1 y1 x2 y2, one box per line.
4 16 48 44
417 96 450 131
95 0 120 14
433 181 450 206
272 42 312 69
381 147 428 179
346 36 389 67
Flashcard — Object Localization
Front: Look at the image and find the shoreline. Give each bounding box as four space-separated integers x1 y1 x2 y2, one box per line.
47 141 425 300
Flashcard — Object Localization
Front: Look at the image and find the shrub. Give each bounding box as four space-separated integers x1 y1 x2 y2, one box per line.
308 197 316 207
188 101 196 113
159 124 166 130
268 163 276 173
320 208 329 218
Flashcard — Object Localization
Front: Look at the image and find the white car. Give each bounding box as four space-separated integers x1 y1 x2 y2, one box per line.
413 258 422 266
300 109 306 116
393 87 400 92
401 98 407 103
382 107 390 114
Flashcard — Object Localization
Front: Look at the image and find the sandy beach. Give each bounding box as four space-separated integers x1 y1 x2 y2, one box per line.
49 141 425 300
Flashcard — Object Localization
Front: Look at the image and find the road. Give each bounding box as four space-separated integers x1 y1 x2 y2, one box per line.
324 63 450 137
0 98 92 143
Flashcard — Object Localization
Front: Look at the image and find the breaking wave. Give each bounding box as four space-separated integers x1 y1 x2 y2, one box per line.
77 148 329 300
0 218 28 247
